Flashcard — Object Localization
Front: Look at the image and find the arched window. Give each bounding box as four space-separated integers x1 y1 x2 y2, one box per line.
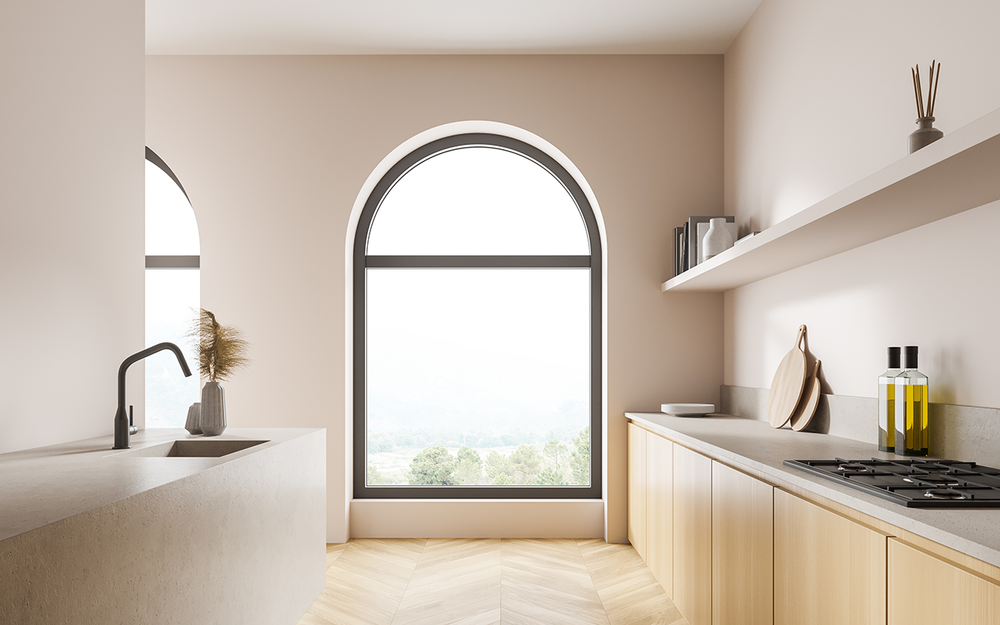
145 147 200 428
354 132 602 499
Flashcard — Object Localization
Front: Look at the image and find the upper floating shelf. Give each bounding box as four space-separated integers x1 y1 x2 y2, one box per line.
662 107 1000 292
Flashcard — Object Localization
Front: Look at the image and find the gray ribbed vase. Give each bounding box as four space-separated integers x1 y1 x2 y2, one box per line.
184 402 202 435
200 382 227 436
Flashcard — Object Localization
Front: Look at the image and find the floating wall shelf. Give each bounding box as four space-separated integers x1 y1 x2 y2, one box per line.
662 107 1000 292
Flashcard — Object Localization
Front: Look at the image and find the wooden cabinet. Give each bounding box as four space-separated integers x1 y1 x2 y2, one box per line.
888 539 1000 625
712 461 772 625
646 433 673 597
627 422 647 561
628 417 1000 625
774 489 887 625
628 423 653 561
673 444 713 625
627 422 673 595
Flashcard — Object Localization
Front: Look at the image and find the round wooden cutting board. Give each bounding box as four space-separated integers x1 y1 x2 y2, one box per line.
790 359 822 432
767 325 808 428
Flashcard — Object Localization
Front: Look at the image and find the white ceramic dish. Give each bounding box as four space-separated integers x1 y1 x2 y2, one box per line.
661 403 715 417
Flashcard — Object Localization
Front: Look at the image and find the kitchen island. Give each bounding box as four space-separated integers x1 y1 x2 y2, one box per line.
0 428 326 625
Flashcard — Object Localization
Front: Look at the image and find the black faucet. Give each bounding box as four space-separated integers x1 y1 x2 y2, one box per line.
114 342 193 449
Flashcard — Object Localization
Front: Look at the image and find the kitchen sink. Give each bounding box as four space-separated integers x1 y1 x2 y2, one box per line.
114 439 268 458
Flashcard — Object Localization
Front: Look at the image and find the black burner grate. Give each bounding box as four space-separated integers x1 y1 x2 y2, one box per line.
783 458 1000 508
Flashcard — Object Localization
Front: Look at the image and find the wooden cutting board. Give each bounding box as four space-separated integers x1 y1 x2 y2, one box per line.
790 359 821 432
767 325 808 428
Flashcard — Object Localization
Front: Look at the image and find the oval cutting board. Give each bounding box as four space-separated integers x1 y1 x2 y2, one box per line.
767 325 808 428
790 359 821 432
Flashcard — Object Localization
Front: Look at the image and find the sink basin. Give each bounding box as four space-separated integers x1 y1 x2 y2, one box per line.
116 439 268 458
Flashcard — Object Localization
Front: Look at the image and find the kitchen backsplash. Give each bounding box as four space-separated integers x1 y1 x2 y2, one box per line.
721 385 1000 466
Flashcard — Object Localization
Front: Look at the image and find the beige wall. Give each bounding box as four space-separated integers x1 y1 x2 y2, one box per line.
724 1 1000 411
145 55 725 542
0 1 144 453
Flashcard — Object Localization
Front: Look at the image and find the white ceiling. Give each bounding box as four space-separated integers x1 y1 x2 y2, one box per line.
146 0 762 55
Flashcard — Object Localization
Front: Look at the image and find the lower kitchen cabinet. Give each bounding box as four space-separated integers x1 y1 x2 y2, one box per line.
888 538 1000 625
712 461 773 625
628 423 647 561
774 489 887 625
673 444 713 625
646 433 673 597
628 417 1000 625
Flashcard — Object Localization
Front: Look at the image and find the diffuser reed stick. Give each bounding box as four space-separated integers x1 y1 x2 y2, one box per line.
930 62 941 117
912 68 923 118
912 60 941 119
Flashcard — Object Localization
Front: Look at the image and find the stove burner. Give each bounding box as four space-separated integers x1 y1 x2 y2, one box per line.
904 475 961 486
837 463 870 472
923 488 968 500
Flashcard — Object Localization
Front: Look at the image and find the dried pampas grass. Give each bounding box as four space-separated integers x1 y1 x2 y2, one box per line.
188 308 250 382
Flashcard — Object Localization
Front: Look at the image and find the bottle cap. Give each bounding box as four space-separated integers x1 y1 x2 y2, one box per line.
887 346 901 369
902 345 919 369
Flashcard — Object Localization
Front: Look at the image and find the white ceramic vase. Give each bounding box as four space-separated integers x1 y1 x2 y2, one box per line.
200 382 227 436
702 217 734 261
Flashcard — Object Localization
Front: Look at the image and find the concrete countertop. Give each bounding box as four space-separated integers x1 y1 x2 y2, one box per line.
626 412 1000 570
0 428 322 543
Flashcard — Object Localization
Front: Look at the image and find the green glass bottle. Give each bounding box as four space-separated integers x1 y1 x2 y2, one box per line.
894 346 929 457
878 347 901 452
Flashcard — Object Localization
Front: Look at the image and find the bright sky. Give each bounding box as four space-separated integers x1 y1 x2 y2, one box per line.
365 146 592 437
367 146 589 256
146 160 200 255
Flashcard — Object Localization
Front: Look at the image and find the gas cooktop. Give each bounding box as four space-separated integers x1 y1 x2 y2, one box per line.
784 458 1000 508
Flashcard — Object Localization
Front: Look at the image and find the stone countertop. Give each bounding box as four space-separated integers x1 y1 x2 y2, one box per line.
0 428 322 543
626 412 1000 570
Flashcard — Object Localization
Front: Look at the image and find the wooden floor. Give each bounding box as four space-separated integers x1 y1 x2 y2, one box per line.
297 538 689 625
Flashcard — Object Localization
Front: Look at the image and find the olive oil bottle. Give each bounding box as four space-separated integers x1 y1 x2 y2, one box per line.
878 346 901 452
894 346 929 456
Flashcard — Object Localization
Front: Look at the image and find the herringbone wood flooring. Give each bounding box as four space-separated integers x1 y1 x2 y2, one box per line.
298 539 689 625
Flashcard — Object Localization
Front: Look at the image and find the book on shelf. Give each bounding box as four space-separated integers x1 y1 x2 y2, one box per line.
673 226 686 277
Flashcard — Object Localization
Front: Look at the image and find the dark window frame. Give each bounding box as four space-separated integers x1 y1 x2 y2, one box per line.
353 132 602 499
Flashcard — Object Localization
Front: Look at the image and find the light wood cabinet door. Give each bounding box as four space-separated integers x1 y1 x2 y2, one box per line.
627 423 647 561
712 461 772 625
646 433 673 597
673 444 712 625
774 489 887 625
888 539 1000 625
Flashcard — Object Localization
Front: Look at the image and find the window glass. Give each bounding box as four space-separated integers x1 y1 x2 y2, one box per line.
365 269 591 487
145 269 200 428
366 146 589 256
146 160 200 255
145 154 200 428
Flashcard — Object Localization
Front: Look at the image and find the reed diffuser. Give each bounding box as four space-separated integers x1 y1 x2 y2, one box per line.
909 60 943 154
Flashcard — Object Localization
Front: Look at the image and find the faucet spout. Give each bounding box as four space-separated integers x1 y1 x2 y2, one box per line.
114 342 193 449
